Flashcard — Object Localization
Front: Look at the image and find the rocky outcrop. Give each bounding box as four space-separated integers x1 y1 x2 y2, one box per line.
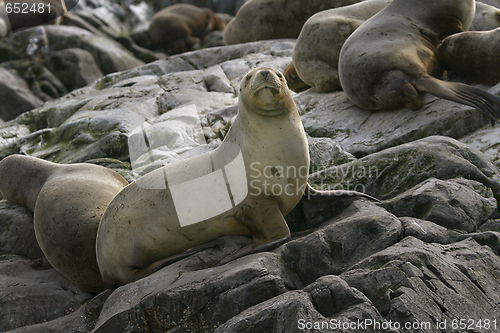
1 38 500 333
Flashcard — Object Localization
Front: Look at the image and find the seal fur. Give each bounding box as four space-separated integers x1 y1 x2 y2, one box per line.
436 27 500 86
0 155 128 292
338 0 500 123
293 0 391 93
470 2 500 31
149 4 226 55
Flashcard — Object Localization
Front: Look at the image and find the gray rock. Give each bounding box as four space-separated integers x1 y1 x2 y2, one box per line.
44 48 104 91
382 177 497 232
0 67 43 121
341 237 500 326
0 201 43 260
14 26 144 75
0 255 93 331
297 89 496 157
309 136 500 201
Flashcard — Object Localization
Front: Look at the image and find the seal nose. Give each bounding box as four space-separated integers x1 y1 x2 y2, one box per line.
260 70 270 80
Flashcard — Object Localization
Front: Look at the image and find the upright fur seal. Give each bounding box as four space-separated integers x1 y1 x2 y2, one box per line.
149 4 226 55
0 155 128 292
293 0 391 93
223 0 364 45
96 67 377 287
338 0 500 122
436 27 500 86
471 2 500 31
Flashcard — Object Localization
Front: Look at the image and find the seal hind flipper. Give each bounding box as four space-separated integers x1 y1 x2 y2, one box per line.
415 76 500 125
302 183 380 203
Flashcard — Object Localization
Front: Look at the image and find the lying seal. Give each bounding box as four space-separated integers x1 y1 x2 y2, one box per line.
284 62 311 93
223 0 364 45
5 0 66 32
338 0 500 122
96 67 377 287
0 155 128 293
149 4 227 55
436 27 500 86
470 2 500 31
293 0 391 93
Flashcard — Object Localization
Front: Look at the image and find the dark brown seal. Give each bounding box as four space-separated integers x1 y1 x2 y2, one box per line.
149 3 226 55
436 27 500 86
338 0 500 123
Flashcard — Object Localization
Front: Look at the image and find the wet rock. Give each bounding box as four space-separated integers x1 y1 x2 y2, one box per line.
0 67 43 121
382 177 497 232
44 48 104 91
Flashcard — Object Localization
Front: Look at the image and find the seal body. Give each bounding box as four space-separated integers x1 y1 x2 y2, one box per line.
338 0 500 121
96 67 310 286
293 0 391 93
223 0 364 45
436 27 500 86
470 2 500 31
0 155 128 292
149 4 226 54
283 61 311 93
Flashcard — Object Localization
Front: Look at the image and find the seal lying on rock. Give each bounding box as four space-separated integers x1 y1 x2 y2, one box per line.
338 0 500 123
96 67 378 287
471 2 500 31
223 0 365 45
293 0 391 93
0 155 128 293
149 3 227 55
436 27 500 86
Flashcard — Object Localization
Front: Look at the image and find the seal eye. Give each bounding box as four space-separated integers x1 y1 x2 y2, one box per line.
277 73 283 79
246 75 252 82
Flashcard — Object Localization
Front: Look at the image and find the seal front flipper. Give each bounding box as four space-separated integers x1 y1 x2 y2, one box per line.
302 183 380 203
218 195 291 265
414 75 500 125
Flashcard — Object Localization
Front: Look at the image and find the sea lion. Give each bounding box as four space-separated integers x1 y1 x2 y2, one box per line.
223 0 365 45
436 27 500 86
470 2 500 31
0 155 128 293
4 0 66 32
149 4 227 55
283 62 311 93
338 0 500 123
96 67 377 287
293 0 391 93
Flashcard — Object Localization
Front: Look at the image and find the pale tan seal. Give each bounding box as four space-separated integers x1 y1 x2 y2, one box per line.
96 67 377 287
223 0 365 45
436 27 500 86
293 0 391 93
0 155 128 293
149 4 227 55
338 0 500 122
470 2 500 31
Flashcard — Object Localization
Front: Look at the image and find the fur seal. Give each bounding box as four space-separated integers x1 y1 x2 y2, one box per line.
338 0 500 123
470 2 500 31
283 62 311 93
293 0 391 93
436 27 500 86
96 67 377 287
223 0 365 45
149 4 227 55
0 155 128 293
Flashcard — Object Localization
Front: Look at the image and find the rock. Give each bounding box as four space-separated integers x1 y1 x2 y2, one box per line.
154 0 248 15
0 255 93 331
44 48 104 91
309 136 500 202
382 178 497 232
341 237 500 325
0 67 43 121
0 201 43 260
13 25 144 75
296 89 497 157
279 200 402 285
